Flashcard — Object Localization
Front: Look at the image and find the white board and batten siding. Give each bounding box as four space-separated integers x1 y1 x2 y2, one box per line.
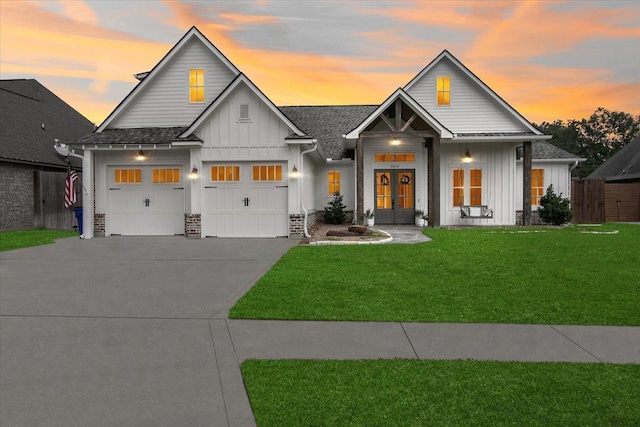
440 142 517 226
110 39 236 128
515 161 573 211
196 82 294 237
406 58 528 134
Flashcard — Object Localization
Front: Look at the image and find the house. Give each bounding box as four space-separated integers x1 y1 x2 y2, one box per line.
68 26 582 239
0 79 94 231
582 135 640 222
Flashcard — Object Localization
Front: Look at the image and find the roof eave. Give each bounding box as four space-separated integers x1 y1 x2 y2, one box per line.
452 135 552 143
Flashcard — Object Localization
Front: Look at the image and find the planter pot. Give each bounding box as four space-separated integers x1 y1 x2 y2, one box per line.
365 218 375 227
415 217 425 227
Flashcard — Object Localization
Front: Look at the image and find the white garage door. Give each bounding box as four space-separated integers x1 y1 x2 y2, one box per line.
107 166 185 235
203 163 288 237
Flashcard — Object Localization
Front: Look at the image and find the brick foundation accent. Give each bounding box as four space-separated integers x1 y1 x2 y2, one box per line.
184 213 201 238
516 210 543 226
94 213 105 236
289 211 324 237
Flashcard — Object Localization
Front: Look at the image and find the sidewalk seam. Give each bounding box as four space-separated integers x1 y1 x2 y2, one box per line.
549 325 604 363
209 320 231 427
400 323 420 360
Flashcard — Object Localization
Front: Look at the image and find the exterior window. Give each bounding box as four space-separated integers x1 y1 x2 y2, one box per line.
376 171 392 209
211 165 240 181
152 168 180 184
374 153 415 162
114 169 141 184
437 76 450 106
328 170 340 195
189 68 204 103
252 165 282 181
470 169 482 206
531 169 544 206
452 168 464 206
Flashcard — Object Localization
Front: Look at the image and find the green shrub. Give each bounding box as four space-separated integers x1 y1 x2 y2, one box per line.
324 192 347 224
538 184 573 225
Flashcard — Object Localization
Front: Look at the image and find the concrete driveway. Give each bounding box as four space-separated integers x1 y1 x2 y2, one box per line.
0 236 296 427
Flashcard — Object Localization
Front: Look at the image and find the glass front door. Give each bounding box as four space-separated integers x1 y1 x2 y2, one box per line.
374 169 415 224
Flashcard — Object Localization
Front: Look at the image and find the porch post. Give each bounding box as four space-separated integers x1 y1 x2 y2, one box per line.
523 141 532 226
427 136 441 228
356 136 364 224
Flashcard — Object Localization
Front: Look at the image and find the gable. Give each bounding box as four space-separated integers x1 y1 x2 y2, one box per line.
194 80 298 160
109 38 237 129
405 56 533 134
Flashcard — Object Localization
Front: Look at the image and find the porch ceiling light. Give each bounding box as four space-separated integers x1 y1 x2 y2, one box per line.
188 165 199 180
290 164 299 178
462 150 473 163
135 150 147 161
390 138 401 146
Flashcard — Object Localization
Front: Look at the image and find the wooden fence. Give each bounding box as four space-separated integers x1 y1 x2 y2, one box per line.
572 178 640 223
34 170 83 230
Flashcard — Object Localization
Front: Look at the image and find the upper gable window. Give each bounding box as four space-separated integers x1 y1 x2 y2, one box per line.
189 69 205 103
436 76 450 106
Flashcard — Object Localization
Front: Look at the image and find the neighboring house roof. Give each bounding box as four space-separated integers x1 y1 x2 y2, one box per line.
0 79 94 169
404 50 544 136
280 105 377 160
516 140 584 162
97 26 240 132
74 127 202 145
589 135 640 182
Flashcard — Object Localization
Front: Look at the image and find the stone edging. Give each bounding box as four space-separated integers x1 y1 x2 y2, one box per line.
308 229 393 245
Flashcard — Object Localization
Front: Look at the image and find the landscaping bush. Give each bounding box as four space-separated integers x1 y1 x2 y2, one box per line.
538 184 573 225
324 192 347 224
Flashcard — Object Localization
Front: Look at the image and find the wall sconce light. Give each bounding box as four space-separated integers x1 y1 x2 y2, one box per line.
188 166 199 180
135 150 147 161
390 138 401 146
462 150 473 163
290 165 299 178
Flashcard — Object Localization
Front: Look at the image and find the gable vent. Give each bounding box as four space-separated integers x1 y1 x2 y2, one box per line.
239 104 250 122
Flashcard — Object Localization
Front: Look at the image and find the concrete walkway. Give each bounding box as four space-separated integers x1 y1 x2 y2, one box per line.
1 235 638 427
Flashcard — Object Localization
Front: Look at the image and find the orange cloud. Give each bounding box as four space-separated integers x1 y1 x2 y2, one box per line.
218 12 279 25
58 0 99 26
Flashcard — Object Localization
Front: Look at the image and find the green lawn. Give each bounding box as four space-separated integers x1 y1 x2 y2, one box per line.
242 359 640 426
230 224 640 325
0 229 77 252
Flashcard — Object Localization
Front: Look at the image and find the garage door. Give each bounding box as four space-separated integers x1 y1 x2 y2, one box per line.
203 163 288 237
107 166 185 235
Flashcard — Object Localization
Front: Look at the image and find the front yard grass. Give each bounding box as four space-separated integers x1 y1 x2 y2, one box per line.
230 224 640 325
0 229 77 252
242 359 640 426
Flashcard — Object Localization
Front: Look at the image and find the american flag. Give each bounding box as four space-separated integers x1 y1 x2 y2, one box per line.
64 166 79 208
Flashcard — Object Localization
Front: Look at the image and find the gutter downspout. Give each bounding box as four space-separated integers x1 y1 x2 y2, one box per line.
300 142 318 238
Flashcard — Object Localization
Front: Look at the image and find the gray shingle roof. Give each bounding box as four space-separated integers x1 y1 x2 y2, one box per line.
73 127 202 145
589 135 640 182
0 79 94 169
517 140 582 161
280 105 377 160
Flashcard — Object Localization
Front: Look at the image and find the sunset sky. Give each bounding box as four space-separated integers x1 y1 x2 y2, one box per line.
1 0 639 126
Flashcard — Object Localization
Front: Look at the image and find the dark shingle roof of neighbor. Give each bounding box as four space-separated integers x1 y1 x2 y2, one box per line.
73 127 202 145
589 134 640 182
280 105 377 160
0 79 94 169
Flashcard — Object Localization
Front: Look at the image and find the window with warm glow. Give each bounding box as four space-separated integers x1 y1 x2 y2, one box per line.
437 76 450 106
114 169 141 184
376 171 392 209
470 169 482 206
189 69 204 103
374 153 415 162
328 170 340 195
152 168 180 184
531 169 544 206
211 165 240 181
252 165 283 181
453 169 464 206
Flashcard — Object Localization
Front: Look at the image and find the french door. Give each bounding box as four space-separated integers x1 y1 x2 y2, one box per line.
374 169 415 224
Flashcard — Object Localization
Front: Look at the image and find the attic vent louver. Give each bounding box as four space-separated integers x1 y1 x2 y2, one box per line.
239 104 250 122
